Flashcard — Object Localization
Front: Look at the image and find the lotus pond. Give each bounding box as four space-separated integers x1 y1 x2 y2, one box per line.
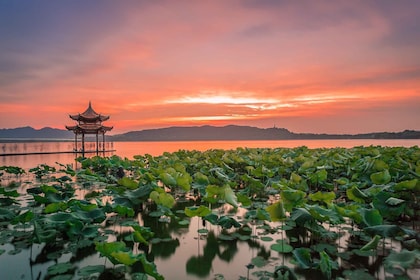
0 146 419 280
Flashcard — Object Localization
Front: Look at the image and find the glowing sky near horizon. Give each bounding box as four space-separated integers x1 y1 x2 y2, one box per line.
0 0 419 134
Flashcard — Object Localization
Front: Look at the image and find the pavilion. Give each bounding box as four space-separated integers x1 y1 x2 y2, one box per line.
66 102 113 155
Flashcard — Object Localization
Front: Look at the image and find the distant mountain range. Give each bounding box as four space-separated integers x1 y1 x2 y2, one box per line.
0 126 73 140
1 125 419 141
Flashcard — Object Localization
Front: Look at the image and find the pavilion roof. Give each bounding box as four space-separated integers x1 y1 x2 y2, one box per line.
66 124 113 134
69 102 110 122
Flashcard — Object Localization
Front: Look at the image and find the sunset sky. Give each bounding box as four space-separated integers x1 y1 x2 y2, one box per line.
0 0 419 135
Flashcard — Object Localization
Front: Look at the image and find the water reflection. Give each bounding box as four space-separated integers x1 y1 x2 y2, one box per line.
1 139 419 169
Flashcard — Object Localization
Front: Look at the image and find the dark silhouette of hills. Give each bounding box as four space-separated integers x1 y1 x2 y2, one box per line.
0 126 73 140
109 125 420 141
0 125 419 142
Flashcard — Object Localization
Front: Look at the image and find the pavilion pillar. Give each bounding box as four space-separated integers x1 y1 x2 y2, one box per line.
96 133 99 155
102 133 105 152
74 133 78 153
82 133 85 157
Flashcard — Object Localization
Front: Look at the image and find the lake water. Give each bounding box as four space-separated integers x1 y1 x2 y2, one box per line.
1 139 419 169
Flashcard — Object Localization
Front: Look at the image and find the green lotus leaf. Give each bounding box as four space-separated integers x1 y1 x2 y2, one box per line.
290 172 302 183
271 240 293 253
360 235 381 251
363 225 404 238
77 265 105 277
370 169 391 185
111 251 140 266
185 205 211 217
293 248 313 269
46 212 74 223
260 236 273 242
236 193 252 207
372 191 405 220
117 177 138 189
178 219 190 226
384 249 420 270
361 208 383 227
319 251 338 280
0 166 25 175
251 256 268 268
217 215 241 229
138 253 164 280
335 177 349 185
149 191 175 208
311 243 337 255
47 263 73 276
0 187 19 197
342 269 375 280
374 159 389 171
132 230 149 245
113 204 135 217
203 213 219 224
346 185 368 203
193 172 210 187
159 172 176 187
44 202 68 214
393 179 418 191
95 241 130 265
221 185 238 207
308 191 335 205
281 187 306 211
385 197 405 206
197 228 209 234
315 169 328 182
290 208 314 226
176 173 191 191
307 205 343 224
13 210 34 224
265 200 286 222
256 208 271 221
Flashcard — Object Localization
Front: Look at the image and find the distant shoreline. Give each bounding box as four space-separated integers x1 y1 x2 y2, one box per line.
1 125 419 142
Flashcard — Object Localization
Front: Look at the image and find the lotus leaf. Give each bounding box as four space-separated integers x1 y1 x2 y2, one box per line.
360 235 381 251
370 169 391 185
393 179 418 191
384 249 420 270
271 240 293 253
77 265 105 277
292 248 313 269
185 205 211 217
319 251 338 280
47 263 73 276
118 177 139 189
308 191 335 205
265 200 286 222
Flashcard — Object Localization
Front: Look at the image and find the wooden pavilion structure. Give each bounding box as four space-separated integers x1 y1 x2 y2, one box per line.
66 102 113 155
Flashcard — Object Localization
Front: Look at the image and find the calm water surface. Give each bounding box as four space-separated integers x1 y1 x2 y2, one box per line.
1 139 419 169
